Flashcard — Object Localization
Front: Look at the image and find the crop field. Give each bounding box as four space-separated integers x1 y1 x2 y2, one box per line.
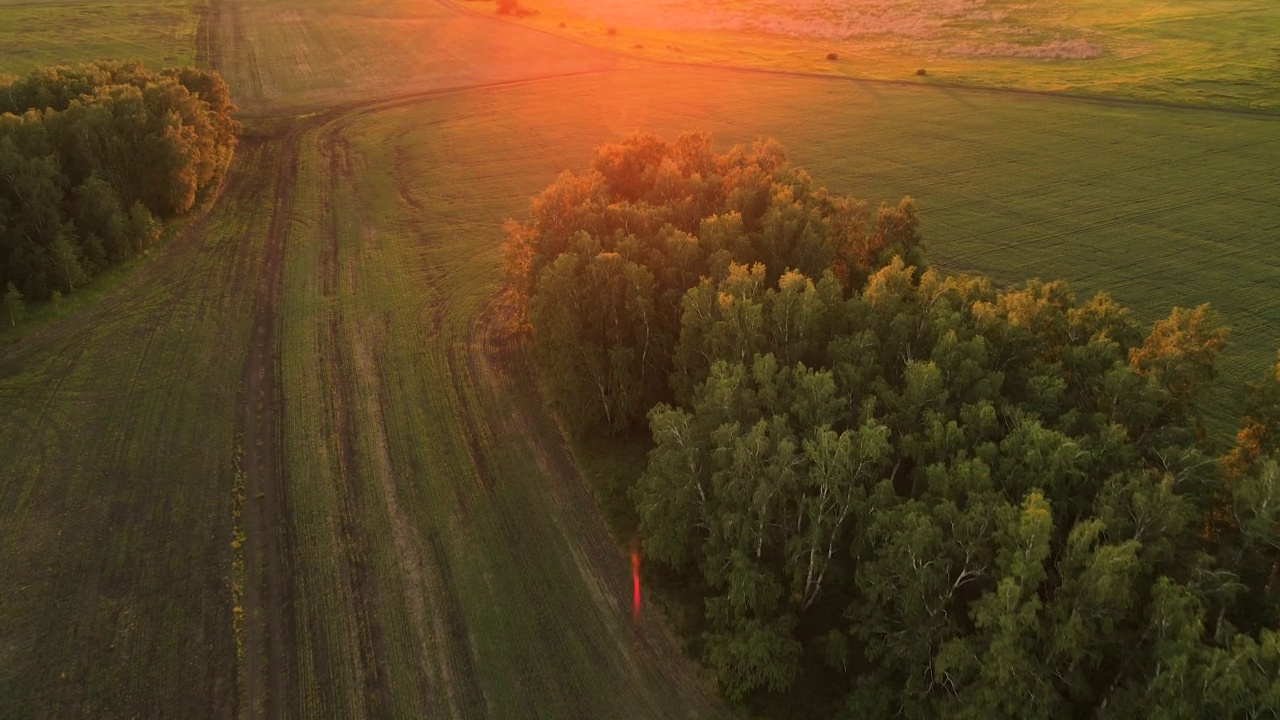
0 134 278 716
0 0 203 76
209 0 633 116
474 0 1280 110
1 0 1278 717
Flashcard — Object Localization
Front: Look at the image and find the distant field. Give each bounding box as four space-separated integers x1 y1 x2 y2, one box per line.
210 0 632 116
0 0 203 75
467 0 1280 110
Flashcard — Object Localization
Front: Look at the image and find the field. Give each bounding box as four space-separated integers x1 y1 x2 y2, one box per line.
207 0 633 116
1 0 1278 717
473 0 1280 111
0 0 204 76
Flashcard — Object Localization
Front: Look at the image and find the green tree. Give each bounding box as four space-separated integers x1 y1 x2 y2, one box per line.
4 280 23 326
50 231 85 293
1129 304 1229 415
638 261 1277 716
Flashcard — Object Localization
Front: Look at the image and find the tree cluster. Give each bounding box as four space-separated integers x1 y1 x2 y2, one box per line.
0 61 239 301
508 134 1280 717
638 264 1278 716
503 131 924 431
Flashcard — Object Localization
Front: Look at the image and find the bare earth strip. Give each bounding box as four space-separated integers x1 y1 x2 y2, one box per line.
236 123 300 720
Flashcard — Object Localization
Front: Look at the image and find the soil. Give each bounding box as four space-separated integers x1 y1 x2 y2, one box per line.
235 116 299 720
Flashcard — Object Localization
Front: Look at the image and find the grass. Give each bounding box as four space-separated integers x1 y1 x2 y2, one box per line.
465 0 1280 110
0 0 203 76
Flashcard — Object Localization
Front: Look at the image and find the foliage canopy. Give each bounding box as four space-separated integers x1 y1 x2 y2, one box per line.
504 131 924 431
0 60 239 301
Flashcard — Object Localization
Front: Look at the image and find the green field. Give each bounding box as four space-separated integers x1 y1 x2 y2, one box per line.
478 0 1280 111
0 0 204 76
209 0 632 116
1 0 1278 716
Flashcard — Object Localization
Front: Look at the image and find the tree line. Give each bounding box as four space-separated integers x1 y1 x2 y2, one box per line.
0 60 239 318
505 132 1279 717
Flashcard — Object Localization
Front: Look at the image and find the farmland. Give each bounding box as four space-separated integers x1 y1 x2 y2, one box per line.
1 0 1278 717
489 0 1280 111
0 0 202 76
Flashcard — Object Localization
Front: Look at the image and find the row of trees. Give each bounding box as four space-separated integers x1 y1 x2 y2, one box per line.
0 61 239 303
507 133 1279 716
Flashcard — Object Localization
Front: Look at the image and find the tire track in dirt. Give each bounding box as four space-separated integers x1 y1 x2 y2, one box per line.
225 65 656 719
314 122 398 720
220 0 265 110
316 106 490 718
195 0 213 69
351 328 489 719
235 117 301 720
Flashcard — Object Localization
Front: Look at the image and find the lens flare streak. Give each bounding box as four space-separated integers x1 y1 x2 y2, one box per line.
631 538 642 622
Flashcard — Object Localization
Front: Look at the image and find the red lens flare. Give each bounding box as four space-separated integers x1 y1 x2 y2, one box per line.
630 536 641 622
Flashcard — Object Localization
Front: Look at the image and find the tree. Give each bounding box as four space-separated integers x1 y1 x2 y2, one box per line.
50 231 85 293
4 281 23 326
1129 304 1229 415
